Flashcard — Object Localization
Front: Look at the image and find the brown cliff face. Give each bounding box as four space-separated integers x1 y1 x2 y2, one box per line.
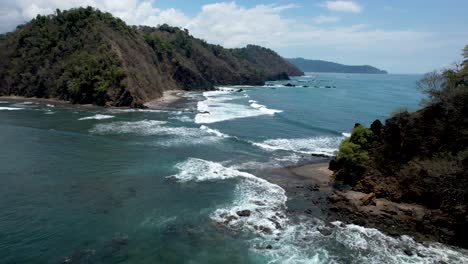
0 7 303 107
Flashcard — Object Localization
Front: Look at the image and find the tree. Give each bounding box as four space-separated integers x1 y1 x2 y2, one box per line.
463 45 468 65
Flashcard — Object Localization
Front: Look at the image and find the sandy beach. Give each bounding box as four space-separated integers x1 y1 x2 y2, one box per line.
144 90 183 109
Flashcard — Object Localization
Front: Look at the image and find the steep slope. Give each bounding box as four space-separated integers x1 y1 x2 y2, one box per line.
0 7 303 107
288 58 387 74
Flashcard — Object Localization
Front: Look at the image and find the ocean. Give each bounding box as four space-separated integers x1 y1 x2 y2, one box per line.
1 73 467 263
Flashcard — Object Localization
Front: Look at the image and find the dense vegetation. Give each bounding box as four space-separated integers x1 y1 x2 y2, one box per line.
331 46 468 247
0 7 302 107
288 58 387 74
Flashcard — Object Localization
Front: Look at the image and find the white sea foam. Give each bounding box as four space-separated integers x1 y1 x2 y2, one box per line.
169 115 193 123
91 120 168 135
79 114 115 121
0 107 24 111
195 90 282 124
199 125 230 138
171 158 288 236
171 158 468 263
46 104 55 108
250 102 282 115
253 136 344 157
342 132 351 138
91 120 231 146
254 218 468 263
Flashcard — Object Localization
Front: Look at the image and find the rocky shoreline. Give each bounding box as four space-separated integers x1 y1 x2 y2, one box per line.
259 160 467 250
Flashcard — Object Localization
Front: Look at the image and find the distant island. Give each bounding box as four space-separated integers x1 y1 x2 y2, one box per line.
0 7 303 107
287 58 388 74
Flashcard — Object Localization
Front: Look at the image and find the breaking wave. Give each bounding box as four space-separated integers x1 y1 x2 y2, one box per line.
90 120 232 146
195 90 282 124
0 107 24 111
171 158 468 263
253 136 344 157
79 114 115 121
171 158 288 237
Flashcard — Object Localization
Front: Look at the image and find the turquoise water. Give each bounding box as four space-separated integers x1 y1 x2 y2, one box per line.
1 73 467 263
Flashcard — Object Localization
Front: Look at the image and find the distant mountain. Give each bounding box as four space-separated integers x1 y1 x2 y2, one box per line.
287 58 387 74
0 7 303 107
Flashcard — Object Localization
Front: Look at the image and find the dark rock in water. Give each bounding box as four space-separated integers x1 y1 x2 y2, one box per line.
198 111 210 114
259 226 273 234
284 83 295 87
236 210 251 217
236 89 244 92
403 249 413 256
318 227 333 236
303 85 309 88
268 217 282 229
253 201 266 206
266 245 273 250
325 86 332 88
311 153 329 158
223 215 238 224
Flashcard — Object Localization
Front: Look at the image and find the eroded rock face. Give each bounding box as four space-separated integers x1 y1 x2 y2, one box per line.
328 190 466 248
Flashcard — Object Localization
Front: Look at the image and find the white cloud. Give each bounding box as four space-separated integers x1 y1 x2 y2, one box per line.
0 1 460 73
322 1 362 13
313 15 341 24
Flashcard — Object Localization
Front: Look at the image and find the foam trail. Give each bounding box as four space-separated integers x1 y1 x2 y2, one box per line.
199 125 230 138
171 158 468 263
171 158 288 236
250 102 282 115
195 90 282 124
79 114 115 120
91 120 230 146
0 107 24 111
253 136 344 157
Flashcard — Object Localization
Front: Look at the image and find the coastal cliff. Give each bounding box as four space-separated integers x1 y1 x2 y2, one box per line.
0 7 302 107
328 49 468 248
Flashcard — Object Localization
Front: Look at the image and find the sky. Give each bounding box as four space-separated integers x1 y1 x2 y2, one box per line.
0 1 467 73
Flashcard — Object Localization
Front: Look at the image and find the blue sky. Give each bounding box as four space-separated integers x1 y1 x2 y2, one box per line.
1 0 467 73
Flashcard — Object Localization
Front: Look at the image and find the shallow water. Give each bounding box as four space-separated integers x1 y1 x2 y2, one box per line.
1 73 467 263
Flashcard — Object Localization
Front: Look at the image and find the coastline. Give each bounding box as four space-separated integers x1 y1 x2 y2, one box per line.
0 95 71 105
272 160 467 249
144 90 184 109
1 90 185 109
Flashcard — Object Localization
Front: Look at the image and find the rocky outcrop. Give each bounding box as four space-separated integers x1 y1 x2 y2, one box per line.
327 59 468 248
328 190 465 247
